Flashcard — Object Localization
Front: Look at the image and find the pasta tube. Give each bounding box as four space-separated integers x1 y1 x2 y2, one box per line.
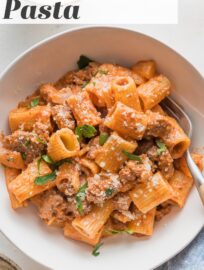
128 207 156 236
64 222 102 246
112 76 141 111
48 128 80 161
104 102 147 140
67 91 101 126
72 200 113 240
137 75 171 111
130 172 174 213
9 105 51 132
162 117 190 159
4 167 26 209
95 132 137 172
8 159 54 203
168 170 193 207
132 60 156 80
0 147 25 169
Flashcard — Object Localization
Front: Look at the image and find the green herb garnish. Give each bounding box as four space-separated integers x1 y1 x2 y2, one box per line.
21 153 26 160
76 183 88 215
81 81 89 89
77 55 93 69
24 140 31 147
37 158 42 174
156 140 167 156
42 155 54 164
92 242 103 257
52 158 72 169
36 137 47 145
93 81 96 86
105 188 114 197
29 98 39 108
99 133 109 146
34 170 57 186
122 150 142 162
106 229 133 235
75 125 97 142
98 69 108 75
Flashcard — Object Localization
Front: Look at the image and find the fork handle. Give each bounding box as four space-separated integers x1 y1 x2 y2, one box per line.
186 150 204 205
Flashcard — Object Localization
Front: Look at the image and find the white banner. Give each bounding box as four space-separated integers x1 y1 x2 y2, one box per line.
0 0 178 24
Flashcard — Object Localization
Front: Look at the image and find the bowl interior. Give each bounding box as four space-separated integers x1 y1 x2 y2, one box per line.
0 27 203 270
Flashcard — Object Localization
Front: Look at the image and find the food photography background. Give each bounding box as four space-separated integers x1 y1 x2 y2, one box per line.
0 0 203 269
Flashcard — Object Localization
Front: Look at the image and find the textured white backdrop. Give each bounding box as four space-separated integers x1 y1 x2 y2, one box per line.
0 0 203 269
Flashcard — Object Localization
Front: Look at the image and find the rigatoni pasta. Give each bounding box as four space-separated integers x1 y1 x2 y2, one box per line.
0 55 199 254
104 102 147 140
95 132 137 172
137 75 171 111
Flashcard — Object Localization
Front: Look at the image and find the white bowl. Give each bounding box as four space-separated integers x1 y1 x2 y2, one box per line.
0 26 203 270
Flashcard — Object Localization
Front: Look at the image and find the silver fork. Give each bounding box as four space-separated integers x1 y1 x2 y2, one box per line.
161 96 204 205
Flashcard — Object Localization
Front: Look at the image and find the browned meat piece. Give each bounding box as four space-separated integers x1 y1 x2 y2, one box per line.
86 172 121 204
136 139 154 155
147 146 174 180
3 130 46 164
40 84 72 105
119 155 153 184
32 122 50 143
86 137 101 160
33 189 71 227
55 62 100 89
146 111 171 137
155 201 173 221
56 163 80 196
113 193 131 211
52 105 76 130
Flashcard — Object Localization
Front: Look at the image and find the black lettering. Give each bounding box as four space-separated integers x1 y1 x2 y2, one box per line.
64 5 80 19
4 0 21 19
53 2 63 19
21 5 37 19
39 5 52 19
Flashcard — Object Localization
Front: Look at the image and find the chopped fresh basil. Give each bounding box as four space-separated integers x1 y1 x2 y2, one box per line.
34 170 57 186
122 150 142 162
99 133 109 146
105 188 114 197
106 229 133 235
92 242 103 257
76 183 88 215
52 158 72 169
77 55 93 69
156 140 167 156
21 153 26 160
81 81 89 89
36 137 47 145
93 69 108 77
29 98 39 108
24 140 31 147
37 158 42 174
42 155 54 164
75 125 97 142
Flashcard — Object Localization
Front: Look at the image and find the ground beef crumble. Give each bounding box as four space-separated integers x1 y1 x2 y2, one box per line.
86 171 121 204
147 146 174 180
3 130 46 164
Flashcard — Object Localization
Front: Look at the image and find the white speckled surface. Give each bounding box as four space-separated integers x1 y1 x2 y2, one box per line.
0 0 203 269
